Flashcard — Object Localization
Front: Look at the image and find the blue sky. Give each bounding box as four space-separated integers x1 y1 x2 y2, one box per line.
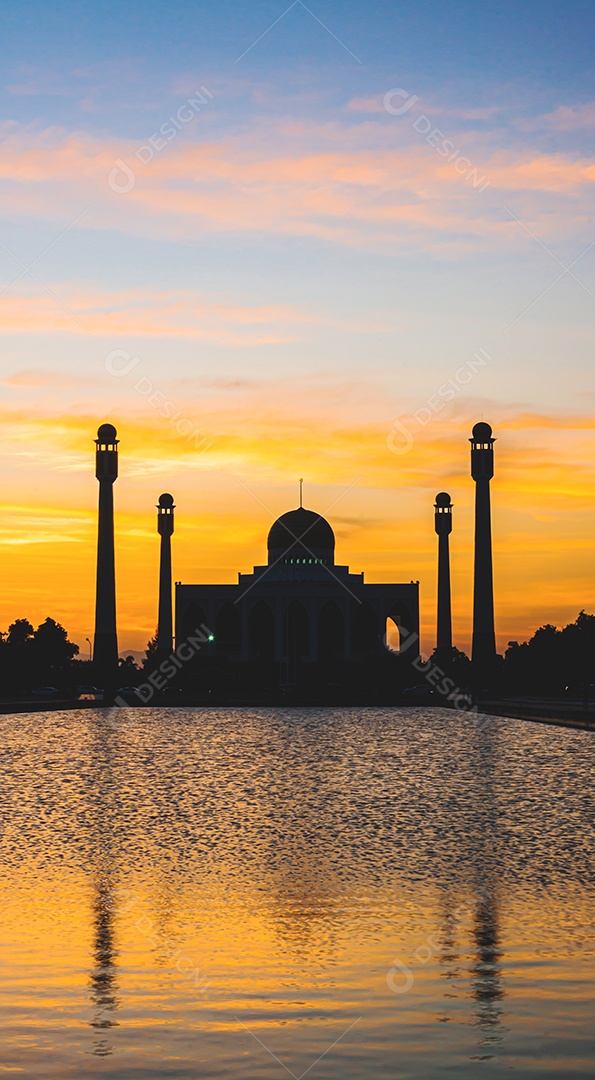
2 0 595 89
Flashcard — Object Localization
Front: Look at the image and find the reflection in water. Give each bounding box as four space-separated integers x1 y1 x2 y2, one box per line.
470 722 505 1047
88 876 120 1056
1 706 594 1080
86 721 121 1057
434 719 505 1051
250 718 351 964
434 875 505 1049
470 890 504 1046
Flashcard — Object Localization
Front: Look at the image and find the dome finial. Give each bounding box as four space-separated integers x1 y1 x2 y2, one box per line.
267 507 335 566
472 421 493 441
299 477 303 508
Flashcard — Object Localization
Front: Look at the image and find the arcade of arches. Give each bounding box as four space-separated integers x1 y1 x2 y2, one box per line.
175 506 419 688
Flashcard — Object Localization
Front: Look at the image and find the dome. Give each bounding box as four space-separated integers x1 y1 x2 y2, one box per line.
435 491 452 507
158 493 175 507
97 422 118 442
267 507 335 566
472 421 492 441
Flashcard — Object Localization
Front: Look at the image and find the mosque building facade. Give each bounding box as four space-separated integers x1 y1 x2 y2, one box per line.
175 505 420 688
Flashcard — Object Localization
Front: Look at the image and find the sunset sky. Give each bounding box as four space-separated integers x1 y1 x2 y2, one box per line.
1 0 594 657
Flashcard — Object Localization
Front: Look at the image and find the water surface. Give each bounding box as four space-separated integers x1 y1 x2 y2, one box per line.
1 707 594 1078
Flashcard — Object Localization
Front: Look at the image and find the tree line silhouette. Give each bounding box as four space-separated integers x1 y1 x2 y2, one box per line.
0 618 79 693
503 610 595 696
0 617 134 695
0 612 593 699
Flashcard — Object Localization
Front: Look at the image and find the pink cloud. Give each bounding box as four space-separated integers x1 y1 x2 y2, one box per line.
1 369 84 388
347 95 386 114
0 119 593 251
348 95 501 122
0 288 306 342
538 102 595 131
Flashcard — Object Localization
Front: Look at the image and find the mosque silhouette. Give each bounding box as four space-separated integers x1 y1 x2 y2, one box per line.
92 421 497 696
176 502 420 690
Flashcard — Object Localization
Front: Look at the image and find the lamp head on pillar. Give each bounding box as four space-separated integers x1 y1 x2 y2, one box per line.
95 423 119 482
470 421 495 481
434 491 453 535
157 492 175 536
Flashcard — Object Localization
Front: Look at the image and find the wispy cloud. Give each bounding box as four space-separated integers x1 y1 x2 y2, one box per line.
532 101 595 132
0 287 304 342
1 369 83 388
348 95 502 122
0 118 594 251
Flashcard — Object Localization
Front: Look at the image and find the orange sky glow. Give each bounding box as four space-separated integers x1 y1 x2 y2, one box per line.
0 401 593 658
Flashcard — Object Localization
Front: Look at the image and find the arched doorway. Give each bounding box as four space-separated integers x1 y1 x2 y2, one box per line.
180 602 209 647
177 601 210 688
248 600 275 661
215 602 241 655
283 601 310 684
384 616 401 653
318 601 344 663
353 602 378 656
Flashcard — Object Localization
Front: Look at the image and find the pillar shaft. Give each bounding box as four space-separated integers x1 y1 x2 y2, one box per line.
437 532 452 653
157 532 173 653
472 477 496 666
94 480 118 669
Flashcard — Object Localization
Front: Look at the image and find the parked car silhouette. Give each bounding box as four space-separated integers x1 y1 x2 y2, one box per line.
402 684 434 701
77 685 104 700
116 686 145 704
31 686 60 699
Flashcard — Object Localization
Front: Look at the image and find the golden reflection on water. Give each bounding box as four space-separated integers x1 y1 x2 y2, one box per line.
89 877 120 1056
0 706 594 1079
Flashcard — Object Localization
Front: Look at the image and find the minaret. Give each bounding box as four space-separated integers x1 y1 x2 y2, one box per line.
470 422 496 671
93 423 119 672
157 493 175 655
434 492 453 657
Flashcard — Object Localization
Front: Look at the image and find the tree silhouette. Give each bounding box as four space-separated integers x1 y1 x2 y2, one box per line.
431 645 473 690
504 611 595 695
143 633 159 669
34 618 78 669
117 655 140 682
0 616 79 695
7 618 34 649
